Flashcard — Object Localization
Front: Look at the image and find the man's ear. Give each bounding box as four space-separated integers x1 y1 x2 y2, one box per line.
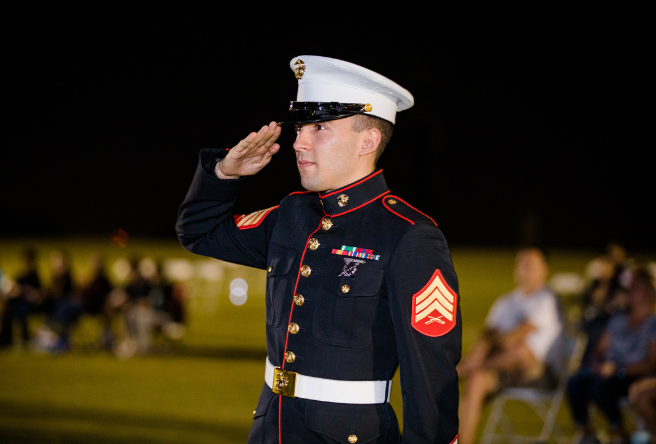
358 127 381 157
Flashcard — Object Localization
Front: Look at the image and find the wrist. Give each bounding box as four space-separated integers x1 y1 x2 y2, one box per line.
215 160 240 180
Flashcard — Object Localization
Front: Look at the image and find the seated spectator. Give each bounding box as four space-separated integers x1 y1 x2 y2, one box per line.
81 253 114 348
605 240 629 275
580 254 627 368
0 260 17 338
116 258 153 357
458 248 563 444
567 267 656 444
0 262 15 297
46 250 83 352
0 248 42 347
148 262 186 340
628 377 656 443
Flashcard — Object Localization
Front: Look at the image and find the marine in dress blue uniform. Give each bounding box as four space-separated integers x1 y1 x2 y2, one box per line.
176 56 461 443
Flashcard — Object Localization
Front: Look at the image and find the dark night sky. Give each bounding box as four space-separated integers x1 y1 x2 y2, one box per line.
2 3 654 250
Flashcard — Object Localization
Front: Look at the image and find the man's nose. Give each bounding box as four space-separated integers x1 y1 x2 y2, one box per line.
293 128 311 152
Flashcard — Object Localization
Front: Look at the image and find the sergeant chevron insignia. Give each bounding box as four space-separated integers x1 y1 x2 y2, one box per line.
411 269 457 337
234 206 277 230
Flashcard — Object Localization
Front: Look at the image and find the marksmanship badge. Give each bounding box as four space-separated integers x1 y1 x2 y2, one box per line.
411 269 457 337
339 258 366 277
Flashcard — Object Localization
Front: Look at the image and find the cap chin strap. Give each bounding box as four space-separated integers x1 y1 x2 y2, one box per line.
289 101 372 113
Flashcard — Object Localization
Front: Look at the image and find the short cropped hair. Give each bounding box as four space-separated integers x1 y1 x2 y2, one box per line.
351 114 393 164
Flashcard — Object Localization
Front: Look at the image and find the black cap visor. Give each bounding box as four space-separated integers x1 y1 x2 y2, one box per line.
277 102 370 126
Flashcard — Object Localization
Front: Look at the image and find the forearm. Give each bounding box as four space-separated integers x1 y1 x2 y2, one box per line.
176 149 243 249
499 323 536 348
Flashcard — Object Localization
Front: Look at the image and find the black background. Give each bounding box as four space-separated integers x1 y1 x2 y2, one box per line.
2 3 653 250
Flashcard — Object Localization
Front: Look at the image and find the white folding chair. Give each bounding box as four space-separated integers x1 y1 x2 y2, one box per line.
480 334 587 444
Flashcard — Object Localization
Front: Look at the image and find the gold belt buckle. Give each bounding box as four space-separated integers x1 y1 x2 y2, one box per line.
272 367 297 398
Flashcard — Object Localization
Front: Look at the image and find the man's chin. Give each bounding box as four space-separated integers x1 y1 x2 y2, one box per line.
299 175 323 193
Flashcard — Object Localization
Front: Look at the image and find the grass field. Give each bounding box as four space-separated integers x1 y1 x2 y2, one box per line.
1 238 653 443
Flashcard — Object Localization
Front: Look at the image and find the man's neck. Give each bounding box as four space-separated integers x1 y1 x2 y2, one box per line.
519 284 544 296
323 167 377 193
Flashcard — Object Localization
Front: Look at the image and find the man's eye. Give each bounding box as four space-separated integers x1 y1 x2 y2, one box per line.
294 125 301 133
315 123 325 130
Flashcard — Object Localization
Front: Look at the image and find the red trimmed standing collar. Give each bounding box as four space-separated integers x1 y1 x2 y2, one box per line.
318 169 390 217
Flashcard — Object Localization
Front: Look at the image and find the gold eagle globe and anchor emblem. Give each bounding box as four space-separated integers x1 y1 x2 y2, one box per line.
294 59 306 79
275 371 289 391
272 368 297 397
337 194 349 207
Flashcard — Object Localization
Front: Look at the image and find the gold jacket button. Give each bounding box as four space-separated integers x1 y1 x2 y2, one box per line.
288 323 299 334
341 285 350 293
348 435 358 443
301 265 311 277
388 199 397 205
268 266 273 272
294 294 305 306
284 351 296 363
308 238 320 250
321 218 333 231
253 409 256 415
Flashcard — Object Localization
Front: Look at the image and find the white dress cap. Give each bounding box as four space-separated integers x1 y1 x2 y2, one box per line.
289 55 414 124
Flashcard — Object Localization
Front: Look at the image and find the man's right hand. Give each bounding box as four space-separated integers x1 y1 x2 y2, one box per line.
215 121 282 179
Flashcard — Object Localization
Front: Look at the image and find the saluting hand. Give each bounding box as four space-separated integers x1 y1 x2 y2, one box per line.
215 122 282 179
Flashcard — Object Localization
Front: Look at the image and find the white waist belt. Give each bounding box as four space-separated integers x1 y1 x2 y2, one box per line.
265 357 391 404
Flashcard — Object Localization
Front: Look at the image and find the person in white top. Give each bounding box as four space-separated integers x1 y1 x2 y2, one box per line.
457 248 563 444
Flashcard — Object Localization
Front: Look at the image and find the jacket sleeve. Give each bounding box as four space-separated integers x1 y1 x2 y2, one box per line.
175 148 277 270
386 223 461 443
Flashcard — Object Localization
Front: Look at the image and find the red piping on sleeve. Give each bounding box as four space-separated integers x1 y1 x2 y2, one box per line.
449 434 459 444
319 170 383 198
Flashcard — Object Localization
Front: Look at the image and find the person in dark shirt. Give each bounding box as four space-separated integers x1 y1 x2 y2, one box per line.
47 250 82 352
81 253 114 348
0 248 42 347
147 263 186 341
580 254 627 367
567 267 656 444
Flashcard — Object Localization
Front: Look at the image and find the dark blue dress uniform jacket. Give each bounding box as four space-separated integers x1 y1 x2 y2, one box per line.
176 149 461 444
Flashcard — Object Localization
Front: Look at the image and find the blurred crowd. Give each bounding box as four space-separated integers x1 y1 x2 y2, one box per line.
0 248 186 358
2 242 654 442
458 242 656 444
568 244 656 444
